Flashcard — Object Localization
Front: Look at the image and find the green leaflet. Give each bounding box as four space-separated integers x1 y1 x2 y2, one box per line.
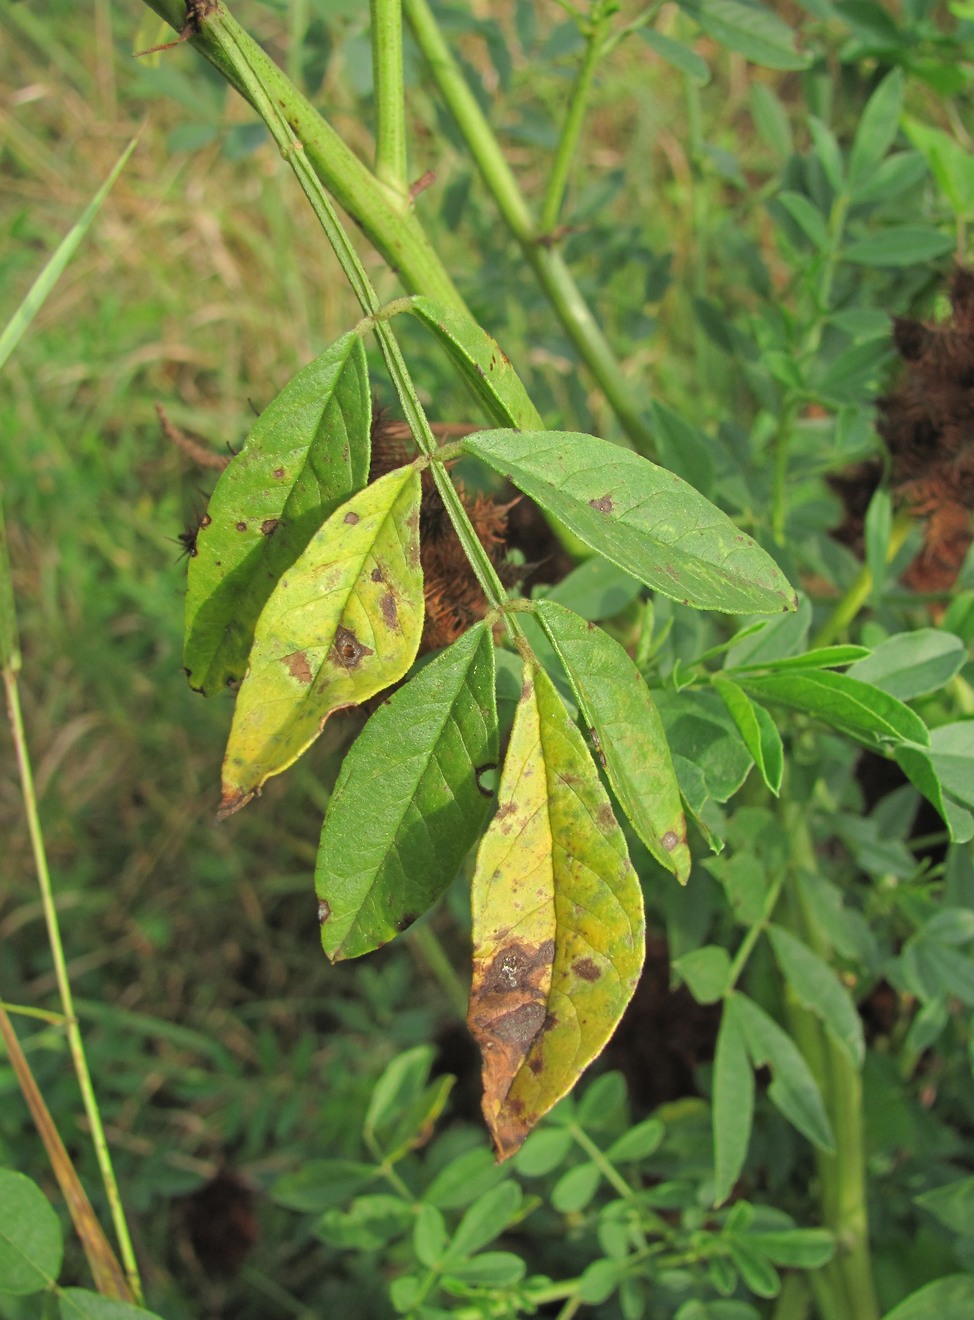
462 429 796 614
713 997 754 1206
316 623 498 961
533 600 690 882
767 924 865 1066
185 332 371 694
407 297 543 430
219 467 423 816
467 661 645 1160
738 669 929 750
713 677 783 796
0 1169 63 1294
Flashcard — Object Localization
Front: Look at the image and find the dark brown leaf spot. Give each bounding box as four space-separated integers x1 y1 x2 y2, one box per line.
235 520 247 532
260 518 279 536
282 650 313 684
397 912 419 932
589 727 607 768
573 957 601 982
380 592 398 630
661 830 680 852
344 510 360 525
528 1054 543 1075
272 467 285 480
597 803 615 831
489 1001 547 1045
200 514 212 529
332 625 373 669
317 899 331 925
589 495 613 513
371 566 385 583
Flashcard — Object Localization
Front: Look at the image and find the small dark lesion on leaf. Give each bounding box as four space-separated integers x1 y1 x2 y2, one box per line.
397 912 419 932
260 518 279 536
344 510 360 525
380 592 398 630
282 650 313 685
572 957 601 982
235 521 247 532
597 803 615 832
317 899 331 925
661 830 681 852
332 625 373 670
589 727 607 769
371 566 385 583
589 495 613 513
272 466 285 480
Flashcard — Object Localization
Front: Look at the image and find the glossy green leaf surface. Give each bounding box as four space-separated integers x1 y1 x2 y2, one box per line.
534 600 690 882
219 467 423 815
739 670 929 750
408 297 543 430
316 623 498 960
847 630 966 701
462 429 796 614
185 332 371 694
467 662 645 1159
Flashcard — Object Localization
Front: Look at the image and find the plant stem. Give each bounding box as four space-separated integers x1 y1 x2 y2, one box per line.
370 0 409 199
2 665 143 1303
813 508 914 646
779 809 879 1320
540 7 608 235
139 0 464 309
409 924 469 1019
210 4 523 641
403 0 656 454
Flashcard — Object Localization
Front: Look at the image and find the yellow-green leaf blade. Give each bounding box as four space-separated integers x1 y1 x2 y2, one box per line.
219 467 423 815
462 429 796 615
185 332 371 694
534 600 690 883
317 623 498 961
468 662 645 1160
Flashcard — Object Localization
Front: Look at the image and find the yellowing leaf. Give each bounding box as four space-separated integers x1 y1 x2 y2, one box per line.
219 467 423 816
467 662 645 1160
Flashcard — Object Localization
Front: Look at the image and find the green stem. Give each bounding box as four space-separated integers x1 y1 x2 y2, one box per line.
567 1122 636 1202
211 3 522 641
370 0 409 198
726 868 787 990
139 0 464 309
3 664 143 1303
779 810 878 1320
813 508 914 646
409 924 468 1019
540 9 608 234
403 0 656 454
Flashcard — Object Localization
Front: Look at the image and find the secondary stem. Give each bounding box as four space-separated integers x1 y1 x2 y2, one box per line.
540 9 608 234
370 0 409 199
402 0 656 454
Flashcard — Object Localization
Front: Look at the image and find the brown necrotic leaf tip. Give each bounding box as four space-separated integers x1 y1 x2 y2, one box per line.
831 265 974 593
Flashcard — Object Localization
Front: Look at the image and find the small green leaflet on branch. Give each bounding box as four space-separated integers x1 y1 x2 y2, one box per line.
185 332 371 695
316 623 498 960
533 599 691 882
406 297 543 430
462 429 796 615
467 661 645 1160
737 669 929 750
713 677 783 796
219 466 423 817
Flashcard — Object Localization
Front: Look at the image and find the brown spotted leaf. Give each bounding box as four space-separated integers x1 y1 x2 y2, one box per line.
468 661 645 1160
219 467 423 816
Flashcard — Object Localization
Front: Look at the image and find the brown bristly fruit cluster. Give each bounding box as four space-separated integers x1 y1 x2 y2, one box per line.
369 410 523 652
831 266 974 594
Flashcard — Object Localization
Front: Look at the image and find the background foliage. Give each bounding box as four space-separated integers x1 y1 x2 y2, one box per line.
2 1 974 1317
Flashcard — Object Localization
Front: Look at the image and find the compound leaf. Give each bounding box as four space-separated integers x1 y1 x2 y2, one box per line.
317 623 498 960
185 332 371 694
534 599 690 882
467 662 645 1160
219 467 423 816
462 429 796 614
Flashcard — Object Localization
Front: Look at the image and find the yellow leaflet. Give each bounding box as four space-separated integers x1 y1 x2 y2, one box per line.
468 661 645 1159
219 467 423 816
